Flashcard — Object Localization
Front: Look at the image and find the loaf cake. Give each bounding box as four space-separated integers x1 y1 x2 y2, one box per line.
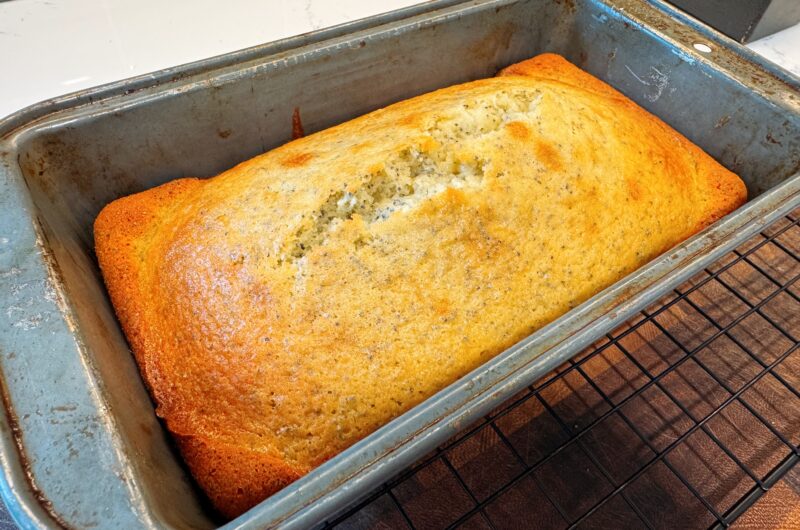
94 54 746 518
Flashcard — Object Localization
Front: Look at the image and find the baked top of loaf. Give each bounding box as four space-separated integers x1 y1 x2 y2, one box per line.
94 54 746 518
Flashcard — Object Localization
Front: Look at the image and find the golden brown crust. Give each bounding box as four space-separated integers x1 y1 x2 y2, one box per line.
176 435 305 520
95 177 310 518
94 54 746 519
500 54 747 231
499 53 626 99
94 177 202 387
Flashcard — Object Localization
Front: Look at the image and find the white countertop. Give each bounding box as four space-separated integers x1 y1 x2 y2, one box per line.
1 0 799 120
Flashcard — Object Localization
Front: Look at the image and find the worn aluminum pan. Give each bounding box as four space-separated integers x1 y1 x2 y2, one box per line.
0 0 798 528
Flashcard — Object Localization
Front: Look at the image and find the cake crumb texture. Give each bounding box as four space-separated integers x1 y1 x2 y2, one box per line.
94 54 746 519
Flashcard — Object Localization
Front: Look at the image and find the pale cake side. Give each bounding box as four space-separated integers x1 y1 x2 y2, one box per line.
94 54 747 518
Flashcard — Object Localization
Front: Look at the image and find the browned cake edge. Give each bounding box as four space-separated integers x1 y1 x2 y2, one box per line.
94 54 747 519
95 176 201 390
95 177 309 518
499 55 746 232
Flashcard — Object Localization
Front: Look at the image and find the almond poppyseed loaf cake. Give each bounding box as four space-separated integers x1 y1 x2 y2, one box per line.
94 54 746 518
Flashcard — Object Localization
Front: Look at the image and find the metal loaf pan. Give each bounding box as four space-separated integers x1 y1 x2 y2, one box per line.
0 0 799 528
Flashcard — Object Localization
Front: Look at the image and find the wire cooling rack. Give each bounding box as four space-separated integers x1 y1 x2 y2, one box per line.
327 209 800 529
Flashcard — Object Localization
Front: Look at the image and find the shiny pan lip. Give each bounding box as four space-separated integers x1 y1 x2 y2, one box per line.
1 0 799 528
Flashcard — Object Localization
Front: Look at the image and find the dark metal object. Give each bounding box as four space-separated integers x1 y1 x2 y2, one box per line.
0 0 799 528
665 0 800 43
329 212 800 529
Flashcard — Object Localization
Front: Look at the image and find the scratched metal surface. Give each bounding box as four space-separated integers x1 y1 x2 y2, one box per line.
0 0 798 528
0 502 13 530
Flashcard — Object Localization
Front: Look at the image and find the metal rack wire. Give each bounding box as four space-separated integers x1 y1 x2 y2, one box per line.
327 209 800 529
